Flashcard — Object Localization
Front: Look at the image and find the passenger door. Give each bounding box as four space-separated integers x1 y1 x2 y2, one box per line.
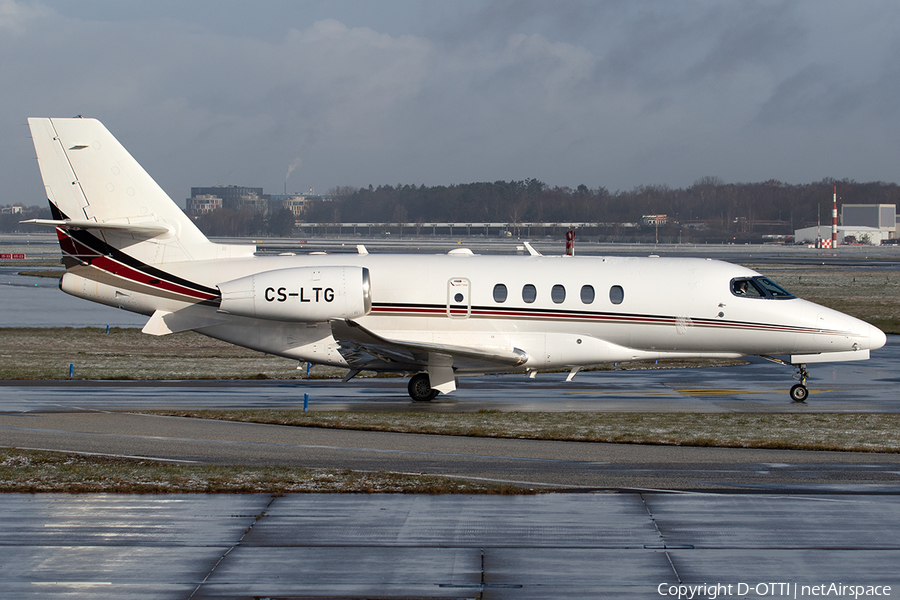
447 278 471 319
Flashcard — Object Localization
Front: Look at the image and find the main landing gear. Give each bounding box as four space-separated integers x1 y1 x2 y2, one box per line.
408 372 438 402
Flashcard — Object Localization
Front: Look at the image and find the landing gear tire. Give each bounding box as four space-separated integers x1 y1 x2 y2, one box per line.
408 373 438 402
789 384 809 403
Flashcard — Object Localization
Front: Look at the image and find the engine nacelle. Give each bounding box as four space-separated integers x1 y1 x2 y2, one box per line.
217 266 371 322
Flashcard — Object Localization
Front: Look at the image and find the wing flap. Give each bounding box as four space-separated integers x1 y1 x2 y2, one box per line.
331 319 528 373
142 308 227 336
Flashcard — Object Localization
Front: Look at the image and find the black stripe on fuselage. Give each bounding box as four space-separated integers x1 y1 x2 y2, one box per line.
370 301 828 335
50 203 220 299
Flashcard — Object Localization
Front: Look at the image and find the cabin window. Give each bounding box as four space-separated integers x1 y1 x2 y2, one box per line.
551 284 566 304
493 283 508 303
609 285 624 305
522 284 537 303
580 285 595 304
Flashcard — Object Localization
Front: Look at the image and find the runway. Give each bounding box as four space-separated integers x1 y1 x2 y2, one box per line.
1 335 897 413
1 339 897 597
2 493 899 599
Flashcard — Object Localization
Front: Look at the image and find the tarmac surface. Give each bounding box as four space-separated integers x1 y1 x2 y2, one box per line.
2 493 898 599
3 410 900 492
1 341 899 597
2 235 899 598
1 335 897 413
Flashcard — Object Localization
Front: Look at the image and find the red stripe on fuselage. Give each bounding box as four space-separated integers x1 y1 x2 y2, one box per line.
370 304 835 336
88 255 216 301
56 229 216 302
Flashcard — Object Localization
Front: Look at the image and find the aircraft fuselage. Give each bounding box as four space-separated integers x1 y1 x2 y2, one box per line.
59 250 882 374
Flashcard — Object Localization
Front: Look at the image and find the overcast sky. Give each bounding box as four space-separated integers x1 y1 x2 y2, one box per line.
2 0 899 207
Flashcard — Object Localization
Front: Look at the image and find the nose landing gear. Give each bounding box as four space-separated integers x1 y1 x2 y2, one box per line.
761 356 810 402
789 364 810 402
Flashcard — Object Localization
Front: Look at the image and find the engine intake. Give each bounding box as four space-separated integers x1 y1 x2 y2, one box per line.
217 266 370 322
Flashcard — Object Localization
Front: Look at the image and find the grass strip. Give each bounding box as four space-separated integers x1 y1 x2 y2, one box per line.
150 410 900 453
0 447 529 494
16 270 63 278
0 327 308 380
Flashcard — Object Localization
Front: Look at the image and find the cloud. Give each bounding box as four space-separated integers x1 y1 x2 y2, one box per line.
0 0 50 35
3 1 900 209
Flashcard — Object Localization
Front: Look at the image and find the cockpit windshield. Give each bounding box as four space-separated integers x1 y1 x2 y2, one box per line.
754 277 794 298
730 276 795 299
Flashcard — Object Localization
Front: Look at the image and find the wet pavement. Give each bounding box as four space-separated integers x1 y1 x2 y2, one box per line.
3 410 899 491
1 493 898 599
3 238 899 598
1 345 899 597
1 335 897 413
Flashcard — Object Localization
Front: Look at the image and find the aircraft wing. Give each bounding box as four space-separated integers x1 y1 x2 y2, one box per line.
331 319 528 392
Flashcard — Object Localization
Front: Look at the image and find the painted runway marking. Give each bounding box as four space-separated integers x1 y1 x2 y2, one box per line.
5 445 201 463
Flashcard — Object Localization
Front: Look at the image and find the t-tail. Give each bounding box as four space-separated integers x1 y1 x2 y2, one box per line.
24 117 254 317
26 117 254 265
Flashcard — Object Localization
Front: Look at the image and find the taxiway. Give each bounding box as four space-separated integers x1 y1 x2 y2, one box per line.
0 337 897 598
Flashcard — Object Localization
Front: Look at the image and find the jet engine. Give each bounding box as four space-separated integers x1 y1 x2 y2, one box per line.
217 266 371 322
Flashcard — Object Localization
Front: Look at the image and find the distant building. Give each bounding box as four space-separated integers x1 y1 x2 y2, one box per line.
187 185 332 217
238 195 268 213
841 204 896 237
793 225 886 245
190 185 264 211
185 194 222 215
641 214 667 227
268 194 312 217
0 205 23 215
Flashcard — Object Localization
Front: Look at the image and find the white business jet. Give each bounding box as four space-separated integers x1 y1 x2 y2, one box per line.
24 117 886 402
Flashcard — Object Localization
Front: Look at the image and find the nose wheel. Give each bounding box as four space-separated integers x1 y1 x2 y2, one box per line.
789 363 809 403
761 356 810 402
789 383 809 402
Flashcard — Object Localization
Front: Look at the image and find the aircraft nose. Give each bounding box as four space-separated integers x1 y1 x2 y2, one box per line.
869 324 887 351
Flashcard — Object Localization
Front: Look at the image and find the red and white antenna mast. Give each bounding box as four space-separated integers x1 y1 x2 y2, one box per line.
832 185 838 247
816 205 821 246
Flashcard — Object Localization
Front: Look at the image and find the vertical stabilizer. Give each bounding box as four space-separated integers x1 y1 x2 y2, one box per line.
28 117 251 265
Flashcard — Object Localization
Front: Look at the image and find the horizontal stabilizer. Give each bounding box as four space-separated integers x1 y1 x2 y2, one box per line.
21 218 171 237
332 319 528 372
26 117 229 262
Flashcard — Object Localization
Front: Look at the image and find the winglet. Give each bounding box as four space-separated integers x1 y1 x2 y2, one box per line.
523 241 542 256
